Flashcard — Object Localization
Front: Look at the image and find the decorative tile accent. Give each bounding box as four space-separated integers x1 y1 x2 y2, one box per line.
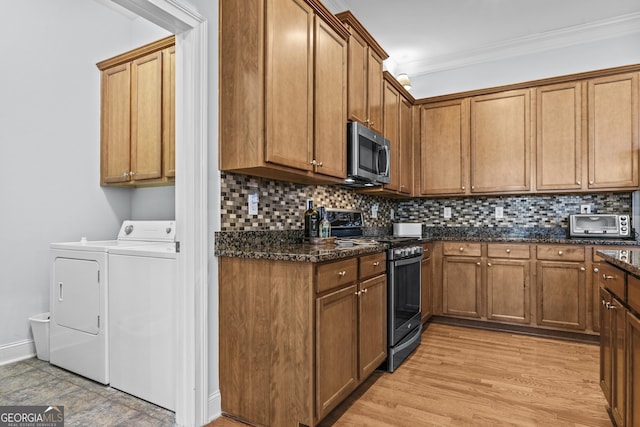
220 172 394 230
220 172 633 235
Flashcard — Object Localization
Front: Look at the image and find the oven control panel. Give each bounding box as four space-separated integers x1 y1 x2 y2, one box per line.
391 245 423 260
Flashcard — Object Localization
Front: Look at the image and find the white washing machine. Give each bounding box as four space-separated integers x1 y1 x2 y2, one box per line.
49 220 176 385
108 238 177 410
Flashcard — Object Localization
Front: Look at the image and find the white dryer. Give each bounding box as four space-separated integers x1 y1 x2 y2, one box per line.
108 236 177 410
49 220 175 384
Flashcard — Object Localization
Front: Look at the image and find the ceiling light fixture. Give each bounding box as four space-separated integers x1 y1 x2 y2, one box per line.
397 73 412 90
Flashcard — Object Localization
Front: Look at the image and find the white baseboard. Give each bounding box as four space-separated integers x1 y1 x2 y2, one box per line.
0 339 36 366
207 390 222 423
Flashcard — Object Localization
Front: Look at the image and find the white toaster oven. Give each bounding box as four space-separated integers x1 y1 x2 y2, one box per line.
569 214 630 238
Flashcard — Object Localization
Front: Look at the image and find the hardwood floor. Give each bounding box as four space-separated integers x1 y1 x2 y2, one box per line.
208 323 611 427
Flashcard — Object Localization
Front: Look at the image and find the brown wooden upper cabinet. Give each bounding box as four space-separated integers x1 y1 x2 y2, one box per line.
535 81 584 191
470 89 531 194
219 0 349 185
336 11 387 135
419 98 470 195
588 72 639 189
97 36 175 187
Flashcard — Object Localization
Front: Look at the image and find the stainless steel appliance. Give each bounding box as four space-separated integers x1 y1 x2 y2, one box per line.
381 237 422 372
345 121 390 186
327 209 422 372
569 214 630 238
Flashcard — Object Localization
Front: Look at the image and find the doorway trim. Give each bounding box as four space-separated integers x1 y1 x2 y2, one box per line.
111 0 209 425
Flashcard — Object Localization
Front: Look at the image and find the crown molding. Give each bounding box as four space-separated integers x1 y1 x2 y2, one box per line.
405 11 640 76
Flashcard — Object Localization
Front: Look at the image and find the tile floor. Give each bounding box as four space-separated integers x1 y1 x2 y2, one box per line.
0 358 175 426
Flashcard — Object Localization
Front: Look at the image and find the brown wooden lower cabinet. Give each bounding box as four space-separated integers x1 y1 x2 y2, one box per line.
627 311 640 426
421 243 433 322
536 261 587 331
442 256 482 318
219 252 386 427
486 259 530 324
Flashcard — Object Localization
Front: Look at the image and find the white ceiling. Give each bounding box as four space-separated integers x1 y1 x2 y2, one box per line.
325 0 640 97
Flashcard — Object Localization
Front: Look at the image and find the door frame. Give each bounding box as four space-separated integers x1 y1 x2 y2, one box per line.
111 1 209 425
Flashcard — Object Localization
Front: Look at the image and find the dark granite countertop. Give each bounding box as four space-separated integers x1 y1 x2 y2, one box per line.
215 227 640 263
596 249 640 277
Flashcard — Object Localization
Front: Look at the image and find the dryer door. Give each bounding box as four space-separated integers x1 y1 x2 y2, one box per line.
53 258 100 335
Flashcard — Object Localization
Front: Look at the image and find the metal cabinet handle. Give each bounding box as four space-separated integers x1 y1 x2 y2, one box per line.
338 271 347 277
577 180 581 185
558 250 563 255
373 262 380 267
123 172 129 177
606 302 617 310
362 288 368 294
355 290 360 296
594 268 599 273
602 274 615 280
476 262 481 266
506 249 511 254
461 186 465 191
589 180 594 185
487 262 492 267
459 247 464 252
602 299 606 306
580 267 585 271
129 171 135 176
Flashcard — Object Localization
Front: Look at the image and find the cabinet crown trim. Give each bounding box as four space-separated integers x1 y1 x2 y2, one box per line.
97 35 175 70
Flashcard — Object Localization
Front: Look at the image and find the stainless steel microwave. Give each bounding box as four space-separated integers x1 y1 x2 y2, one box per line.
345 121 390 186
569 214 630 238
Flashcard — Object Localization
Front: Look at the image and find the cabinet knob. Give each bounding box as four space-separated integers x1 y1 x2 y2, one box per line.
558 250 563 255
362 288 368 294
459 247 464 252
123 172 129 177
506 249 511 254
487 262 492 267
602 274 615 280
607 302 617 310
593 268 599 273
372 261 380 267
476 262 481 266
577 181 581 185
602 299 606 306
461 186 465 190
338 271 346 277
129 171 135 176
370 121 374 127
580 267 585 271
589 180 594 185
355 290 360 296
471 186 475 190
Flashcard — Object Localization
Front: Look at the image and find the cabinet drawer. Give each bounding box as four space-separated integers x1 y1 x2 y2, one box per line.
487 243 530 259
536 245 585 262
443 242 481 257
599 263 626 300
359 252 386 280
628 275 640 313
316 258 358 294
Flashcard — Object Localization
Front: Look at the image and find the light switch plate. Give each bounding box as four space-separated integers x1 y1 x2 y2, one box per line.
580 204 591 214
371 203 379 219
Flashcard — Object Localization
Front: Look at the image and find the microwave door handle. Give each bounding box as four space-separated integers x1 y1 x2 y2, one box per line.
378 145 390 176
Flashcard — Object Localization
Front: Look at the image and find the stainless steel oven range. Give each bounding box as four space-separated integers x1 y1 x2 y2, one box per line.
378 237 423 372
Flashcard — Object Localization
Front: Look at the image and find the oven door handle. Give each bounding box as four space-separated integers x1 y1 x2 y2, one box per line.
394 324 422 353
391 254 423 267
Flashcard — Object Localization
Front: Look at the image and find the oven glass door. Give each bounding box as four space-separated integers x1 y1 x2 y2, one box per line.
390 255 421 345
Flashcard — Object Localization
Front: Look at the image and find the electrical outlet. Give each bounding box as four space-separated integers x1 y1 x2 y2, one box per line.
371 203 379 219
443 207 452 219
495 206 504 219
390 208 395 220
580 204 591 214
248 191 259 215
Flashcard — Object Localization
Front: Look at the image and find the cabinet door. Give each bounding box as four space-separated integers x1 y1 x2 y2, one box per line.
628 311 640 427
421 250 433 322
162 45 175 178
101 63 131 184
358 275 387 380
265 0 313 172
611 296 626 427
420 99 469 195
399 98 413 194
345 30 368 127
470 89 531 193
536 261 586 330
536 82 583 191
316 284 358 420
383 81 400 191
486 259 530 324
367 49 384 134
131 51 163 181
588 73 639 189
442 257 482 318
600 288 613 405
313 17 347 179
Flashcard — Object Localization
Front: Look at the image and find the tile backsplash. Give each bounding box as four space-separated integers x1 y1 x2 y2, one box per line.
220 172 632 232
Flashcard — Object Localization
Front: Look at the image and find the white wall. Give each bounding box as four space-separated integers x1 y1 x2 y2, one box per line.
412 32 640 98
0 0 171 362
